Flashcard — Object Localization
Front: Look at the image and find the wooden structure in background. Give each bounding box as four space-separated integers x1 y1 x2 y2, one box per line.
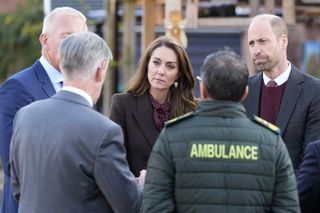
141 0 157 50
102 0 118 115
140 0 296 51
122 0 136 84
164 0 188 48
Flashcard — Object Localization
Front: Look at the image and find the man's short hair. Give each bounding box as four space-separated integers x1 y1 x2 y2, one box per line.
201 48 248 101
251 14 288 39
59 31 112 80
42 7 87 33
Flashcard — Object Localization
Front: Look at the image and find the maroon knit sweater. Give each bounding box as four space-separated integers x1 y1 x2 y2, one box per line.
259 82 287 125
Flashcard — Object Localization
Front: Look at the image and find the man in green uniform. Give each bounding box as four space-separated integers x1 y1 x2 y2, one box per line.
142 48 300 213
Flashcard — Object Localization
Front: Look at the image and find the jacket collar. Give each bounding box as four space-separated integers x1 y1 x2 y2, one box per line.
51 90 92 108
197 100 247 118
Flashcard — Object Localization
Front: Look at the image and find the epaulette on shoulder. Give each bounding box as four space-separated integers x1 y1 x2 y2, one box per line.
165 111 194 127
252 115 280 134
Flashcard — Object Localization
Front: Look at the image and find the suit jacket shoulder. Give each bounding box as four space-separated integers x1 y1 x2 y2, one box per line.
0 60 55 176
4 60 56 99
248 72 262 84
289 65 320 88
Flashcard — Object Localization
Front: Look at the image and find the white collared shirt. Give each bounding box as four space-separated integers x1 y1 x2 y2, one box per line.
263 62 292 86
62 86 93 107
39 56 63 92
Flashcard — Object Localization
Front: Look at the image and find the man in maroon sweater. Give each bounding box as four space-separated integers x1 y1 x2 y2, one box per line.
243 14 320 174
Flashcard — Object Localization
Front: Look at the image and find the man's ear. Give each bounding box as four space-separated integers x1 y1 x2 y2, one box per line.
280 34 288 50
200 82 208 99
95 67 103 82
39 33 49 51
240 86 249 101
95 62 108 82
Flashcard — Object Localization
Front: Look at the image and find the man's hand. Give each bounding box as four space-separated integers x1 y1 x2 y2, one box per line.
136 169 147 191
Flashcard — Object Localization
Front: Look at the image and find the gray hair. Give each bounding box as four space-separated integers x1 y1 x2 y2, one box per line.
59 32 112 80
42 7 87 33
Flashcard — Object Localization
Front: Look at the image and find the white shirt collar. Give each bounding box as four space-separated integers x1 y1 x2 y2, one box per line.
39 56 63 92
61 86 93 107
263 62 291 86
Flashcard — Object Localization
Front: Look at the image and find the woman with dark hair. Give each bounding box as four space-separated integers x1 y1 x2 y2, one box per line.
109 36 196 176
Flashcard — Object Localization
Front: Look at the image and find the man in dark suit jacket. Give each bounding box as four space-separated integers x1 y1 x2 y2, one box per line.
243 14 320 172
10 31 142 213
0 7 87 213
298 140 320 213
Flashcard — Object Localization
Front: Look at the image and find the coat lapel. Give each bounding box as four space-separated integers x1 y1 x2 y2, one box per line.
33 60 56 97
246 73 262 116
132 94 159 147
276 66 303 135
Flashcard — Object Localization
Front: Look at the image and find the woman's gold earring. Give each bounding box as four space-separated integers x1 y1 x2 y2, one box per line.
174 81 178 88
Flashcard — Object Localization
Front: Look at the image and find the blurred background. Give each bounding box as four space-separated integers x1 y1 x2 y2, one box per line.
1 0 320 109
0 0 320 199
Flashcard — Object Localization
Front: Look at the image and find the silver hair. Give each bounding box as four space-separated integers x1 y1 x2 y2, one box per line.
59 32 112 80
42 7 87 33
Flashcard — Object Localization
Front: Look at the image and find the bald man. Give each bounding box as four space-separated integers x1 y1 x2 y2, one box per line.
0 7 87 213
243 14 320 174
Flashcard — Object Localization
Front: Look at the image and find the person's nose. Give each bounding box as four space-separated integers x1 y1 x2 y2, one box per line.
157 64 165 75
251 45 262 57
